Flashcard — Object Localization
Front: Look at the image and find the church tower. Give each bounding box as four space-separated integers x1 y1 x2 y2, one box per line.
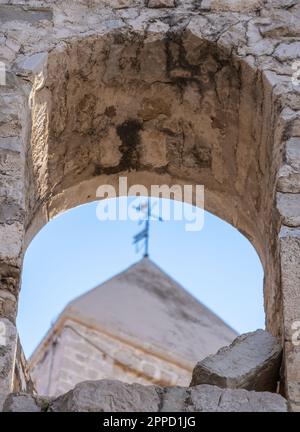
29 259 237 396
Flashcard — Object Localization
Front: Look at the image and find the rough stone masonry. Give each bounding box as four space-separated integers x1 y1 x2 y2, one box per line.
3 380 288 412
190 330 282 392
0 0 299 411
4 330 288 412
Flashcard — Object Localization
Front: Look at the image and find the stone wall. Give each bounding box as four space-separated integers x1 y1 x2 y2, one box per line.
30 318 191 396
0 0 299 411
13 337 34 394
3 329 289 412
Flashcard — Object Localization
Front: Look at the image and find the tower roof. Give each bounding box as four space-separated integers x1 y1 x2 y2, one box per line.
63 258 237 366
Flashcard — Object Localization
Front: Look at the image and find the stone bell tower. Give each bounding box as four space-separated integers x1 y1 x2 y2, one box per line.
29 258 237 396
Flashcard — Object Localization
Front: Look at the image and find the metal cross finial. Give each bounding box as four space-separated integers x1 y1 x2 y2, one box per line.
132 198 162 258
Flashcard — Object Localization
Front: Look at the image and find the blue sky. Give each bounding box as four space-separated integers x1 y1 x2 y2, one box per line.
17 198 265 358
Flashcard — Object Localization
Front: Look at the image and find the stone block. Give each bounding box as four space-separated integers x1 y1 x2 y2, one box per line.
279 226 300 339
0 5 52 24
277 193 300 227
108 0 141 7
49 380 161 412
139 130 168 168
0 223 24 264
277 165 300 193
147 0 176 8
0 148 25 207
3 394 50 412
199 0 263 12
0 290 17 322
0 318 18 410
284 342 300 409
190 330 282 392
15 52 48 77
286 138 300 170
188 385 287 412
275 43 300 61
4 380 288 412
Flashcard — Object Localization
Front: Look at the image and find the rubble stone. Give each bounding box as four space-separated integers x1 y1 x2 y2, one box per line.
190 330 282 392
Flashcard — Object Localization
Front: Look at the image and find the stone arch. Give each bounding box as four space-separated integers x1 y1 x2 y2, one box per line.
0 0 299 410
26 28 279 326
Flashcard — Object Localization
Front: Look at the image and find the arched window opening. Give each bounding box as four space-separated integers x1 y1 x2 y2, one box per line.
17 197 264 396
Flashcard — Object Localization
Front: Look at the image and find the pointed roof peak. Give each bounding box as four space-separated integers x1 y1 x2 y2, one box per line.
63 259 237 365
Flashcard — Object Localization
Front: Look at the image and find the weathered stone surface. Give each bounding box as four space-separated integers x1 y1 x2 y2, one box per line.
0 290 17 323
0 223 24 264
0 262 20 294
3 394 49 412
5 380 288 412
15 52 48 77
110 0 141 8
286 138 300 170
0 5 52 24
284 342 300 412
139 130 168 167
190 330 282 392
0 0 299 412
0 318 18 410
14 338 35 394
147 0 176 8
3 394 40 412
279 226 300 340
277 193 300 227
186 385 287 412
200 0 264 12
277 165 300 193
274 43 300 61
50 380 161 412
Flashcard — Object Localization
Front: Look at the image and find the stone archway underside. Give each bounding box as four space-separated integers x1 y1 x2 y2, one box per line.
0 0 299 411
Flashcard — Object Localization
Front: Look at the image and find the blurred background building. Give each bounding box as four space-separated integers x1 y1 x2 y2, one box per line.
29 258 237 396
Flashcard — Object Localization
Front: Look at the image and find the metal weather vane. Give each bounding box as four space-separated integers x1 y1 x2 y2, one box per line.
133 198 163 258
